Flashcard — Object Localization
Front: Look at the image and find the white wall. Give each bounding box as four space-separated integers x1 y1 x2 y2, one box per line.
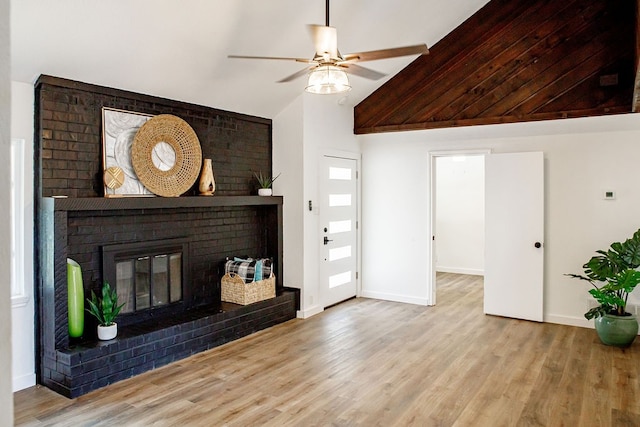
359 132 431 305
1 0 15 422
274 92 358 317
435 155 484 275
273 95 304 300
11 81 35 391
359 114 640 328
302 93 359 315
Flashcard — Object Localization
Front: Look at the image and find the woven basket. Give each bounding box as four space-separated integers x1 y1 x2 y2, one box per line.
131 114 202 197
221 273 276 305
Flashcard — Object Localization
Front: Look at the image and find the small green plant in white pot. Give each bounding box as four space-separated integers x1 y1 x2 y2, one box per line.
253 171 280 196
86 281 125 340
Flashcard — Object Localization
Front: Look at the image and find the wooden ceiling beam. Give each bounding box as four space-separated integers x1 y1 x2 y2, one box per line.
356 106 631 135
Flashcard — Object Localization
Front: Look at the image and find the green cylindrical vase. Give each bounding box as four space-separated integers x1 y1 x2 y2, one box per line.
67 258 84 338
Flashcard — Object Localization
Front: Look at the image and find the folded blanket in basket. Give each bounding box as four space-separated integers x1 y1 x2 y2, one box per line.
224 258 272 283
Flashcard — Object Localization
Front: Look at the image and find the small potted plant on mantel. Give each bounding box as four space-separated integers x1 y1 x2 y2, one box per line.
86 282 125 341
253 171 281 196
566 228 640 347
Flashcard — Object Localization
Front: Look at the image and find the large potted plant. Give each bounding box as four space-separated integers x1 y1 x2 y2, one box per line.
567 228 640 347
86 282 125 341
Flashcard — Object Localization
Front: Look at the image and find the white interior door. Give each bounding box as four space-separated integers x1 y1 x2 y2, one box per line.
320 156 358 307
484 152 544 322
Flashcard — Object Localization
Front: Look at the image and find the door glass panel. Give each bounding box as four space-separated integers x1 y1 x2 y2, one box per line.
329 271 351 288
329 166 352 180
329 194 351 207
135 257 150 310
329 246 351 262
169 253 182 303
116 260 134 313
152 255 168 307
106 246 185 314
329 220 351 234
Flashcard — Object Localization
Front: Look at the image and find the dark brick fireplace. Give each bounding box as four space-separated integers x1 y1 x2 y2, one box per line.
35 76 299 397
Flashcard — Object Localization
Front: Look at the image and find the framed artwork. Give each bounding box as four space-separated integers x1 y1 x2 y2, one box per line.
102 107 153 197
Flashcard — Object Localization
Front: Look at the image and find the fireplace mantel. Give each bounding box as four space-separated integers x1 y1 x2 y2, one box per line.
42 194 284 292
49 195 283 211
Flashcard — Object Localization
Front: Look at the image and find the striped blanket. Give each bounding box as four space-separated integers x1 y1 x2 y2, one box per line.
224 258 273 284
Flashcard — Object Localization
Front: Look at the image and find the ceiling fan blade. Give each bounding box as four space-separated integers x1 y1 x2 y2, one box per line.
308 24 338 59
341 64 386 80
277 66 315 83
341 44 429 63
228 54 314 64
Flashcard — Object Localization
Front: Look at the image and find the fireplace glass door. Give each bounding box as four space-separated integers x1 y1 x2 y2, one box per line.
103 238 188 317
115 252 182 314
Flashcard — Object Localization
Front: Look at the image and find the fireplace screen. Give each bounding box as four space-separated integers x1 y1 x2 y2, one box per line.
116 253 182 313
102 239 188 315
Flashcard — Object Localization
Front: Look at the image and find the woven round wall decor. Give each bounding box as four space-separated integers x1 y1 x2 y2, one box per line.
131 114 202 197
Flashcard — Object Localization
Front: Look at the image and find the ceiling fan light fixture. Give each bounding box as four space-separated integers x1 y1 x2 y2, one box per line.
305 65 351 94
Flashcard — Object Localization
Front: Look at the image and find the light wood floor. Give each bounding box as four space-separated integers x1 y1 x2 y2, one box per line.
14 273 640 426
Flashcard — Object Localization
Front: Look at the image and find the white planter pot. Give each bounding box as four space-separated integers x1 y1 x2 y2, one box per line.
97 323 117 340
258 188 272 196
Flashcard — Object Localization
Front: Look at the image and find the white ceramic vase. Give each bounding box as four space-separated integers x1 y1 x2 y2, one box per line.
258 188 272 196
98 323 117 340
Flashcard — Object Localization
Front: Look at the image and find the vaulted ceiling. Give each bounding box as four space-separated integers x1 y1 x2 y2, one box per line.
10 0 489 119
355 0 638 134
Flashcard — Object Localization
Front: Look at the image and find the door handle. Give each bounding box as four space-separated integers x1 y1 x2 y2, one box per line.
534 242 542 248
324 236 333 245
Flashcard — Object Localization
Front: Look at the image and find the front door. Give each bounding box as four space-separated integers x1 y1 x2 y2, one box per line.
319 155 358 307
484 152 544 322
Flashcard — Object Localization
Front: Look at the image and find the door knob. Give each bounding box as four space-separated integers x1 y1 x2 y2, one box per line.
534 242 542 248
324 236 333 245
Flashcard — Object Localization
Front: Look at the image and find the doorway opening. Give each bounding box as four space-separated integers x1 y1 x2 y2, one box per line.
429 150 489 306
429 151 545 321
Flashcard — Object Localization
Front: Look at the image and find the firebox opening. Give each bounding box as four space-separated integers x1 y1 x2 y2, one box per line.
116 252 182 313
102 238 190 327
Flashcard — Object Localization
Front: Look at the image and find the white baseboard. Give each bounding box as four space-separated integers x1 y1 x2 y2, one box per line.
545 313 640 335
544 314 593 329
13 372 36 392
297 305 324 319
436 266 484 276
360 290 430 306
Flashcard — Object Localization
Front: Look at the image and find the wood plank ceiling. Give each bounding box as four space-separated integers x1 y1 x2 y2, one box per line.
354 0 638 134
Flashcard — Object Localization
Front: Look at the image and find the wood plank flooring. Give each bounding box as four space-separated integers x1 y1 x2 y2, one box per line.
14 273 640 426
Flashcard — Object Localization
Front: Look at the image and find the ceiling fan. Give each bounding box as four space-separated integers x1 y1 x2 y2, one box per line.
228 0 429 94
